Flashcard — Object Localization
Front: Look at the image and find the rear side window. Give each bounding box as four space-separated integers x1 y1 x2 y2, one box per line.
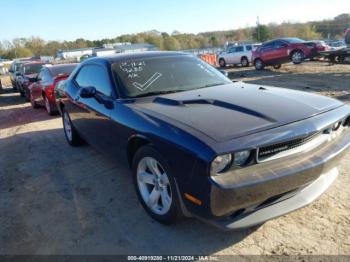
263 42 275 49
274 41 287 48
245 45 252 51
41 68 53 84
75 65 112 97
229 46 244 53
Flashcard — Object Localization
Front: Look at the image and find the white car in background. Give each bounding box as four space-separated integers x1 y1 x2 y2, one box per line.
218 44 257 68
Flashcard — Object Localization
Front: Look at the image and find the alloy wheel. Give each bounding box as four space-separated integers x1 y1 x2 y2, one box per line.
241 58 248 67
63 112 73 142
45 96 51 114
292 51 304 64
137 157 172 215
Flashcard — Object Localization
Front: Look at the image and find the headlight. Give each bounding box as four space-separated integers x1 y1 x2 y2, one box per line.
233 150 251 166
211 154 232 175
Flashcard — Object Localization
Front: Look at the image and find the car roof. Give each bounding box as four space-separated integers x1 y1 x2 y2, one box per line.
82 51 192 65
46 63 78 75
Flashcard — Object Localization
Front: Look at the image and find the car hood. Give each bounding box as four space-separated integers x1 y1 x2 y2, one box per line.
131 83 343 142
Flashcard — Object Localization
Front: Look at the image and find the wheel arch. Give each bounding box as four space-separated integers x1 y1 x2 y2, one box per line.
127 134 152 167
241 56 248 61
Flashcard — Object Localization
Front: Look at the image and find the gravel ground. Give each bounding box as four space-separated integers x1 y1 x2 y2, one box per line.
0 62 350 255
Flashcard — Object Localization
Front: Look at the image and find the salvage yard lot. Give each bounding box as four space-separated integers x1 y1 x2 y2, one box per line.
0 62 350 255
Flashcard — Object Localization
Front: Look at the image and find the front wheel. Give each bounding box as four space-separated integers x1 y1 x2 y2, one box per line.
62 109 84 146
219 58 226 68
132 146 182 224
254 59 265 70
291 50 304 64
241 57 249 67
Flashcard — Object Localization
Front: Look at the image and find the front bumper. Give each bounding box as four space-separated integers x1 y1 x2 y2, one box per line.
205 129 350 230
213 168 338 230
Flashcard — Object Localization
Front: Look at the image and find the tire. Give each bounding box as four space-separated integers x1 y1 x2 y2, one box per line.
132 146 182 224
291 50 304 64
254 59 265 70
241 57 249 67
24 89 30 102
273 64 282 69
19 87 25 97
62 109 84 147
219 58 226 68
44 94 57 116
30 94 39 109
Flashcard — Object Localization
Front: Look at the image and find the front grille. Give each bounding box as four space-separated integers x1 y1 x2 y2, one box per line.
258 132 320 162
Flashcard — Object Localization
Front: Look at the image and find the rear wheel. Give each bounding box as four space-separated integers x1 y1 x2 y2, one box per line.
30 93 39 109
241 57 249 67
19 86 25 97
254 59 265 70
44 95 56 116
291 50 304 64
62 109 83 146
273 64 282 69
219 58 226 68
132 146 182 224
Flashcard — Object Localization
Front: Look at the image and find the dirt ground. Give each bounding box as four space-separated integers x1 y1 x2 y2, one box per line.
0 62 350 255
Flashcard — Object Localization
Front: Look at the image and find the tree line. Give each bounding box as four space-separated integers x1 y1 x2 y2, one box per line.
1 13 349 60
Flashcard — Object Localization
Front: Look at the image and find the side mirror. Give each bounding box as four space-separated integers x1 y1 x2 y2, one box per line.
219 70 229 77
79 86 96 98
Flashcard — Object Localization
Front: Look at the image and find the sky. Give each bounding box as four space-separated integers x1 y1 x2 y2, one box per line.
1 0 349 41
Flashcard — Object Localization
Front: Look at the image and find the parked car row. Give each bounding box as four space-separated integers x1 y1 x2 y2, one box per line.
10 59 77 115
218 38 336 70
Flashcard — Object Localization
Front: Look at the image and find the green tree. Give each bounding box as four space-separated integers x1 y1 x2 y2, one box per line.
254 25 273 42
208 36 219 47
163 36 181 50
3 47 33 59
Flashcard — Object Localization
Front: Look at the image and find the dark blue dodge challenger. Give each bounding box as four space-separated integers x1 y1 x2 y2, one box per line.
56 52 350 230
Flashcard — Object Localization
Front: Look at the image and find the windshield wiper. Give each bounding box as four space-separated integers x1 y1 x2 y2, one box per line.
132 90 187 98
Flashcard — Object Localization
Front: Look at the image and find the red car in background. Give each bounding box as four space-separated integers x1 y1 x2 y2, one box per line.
29 64 77 115
252 38 317 70
17 61 49 97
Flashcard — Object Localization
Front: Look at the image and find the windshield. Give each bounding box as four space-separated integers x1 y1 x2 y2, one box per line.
112 55 231 98
23 64 44 75
285 38 305 43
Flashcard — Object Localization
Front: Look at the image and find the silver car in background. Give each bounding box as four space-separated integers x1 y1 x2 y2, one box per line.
218 44 260 68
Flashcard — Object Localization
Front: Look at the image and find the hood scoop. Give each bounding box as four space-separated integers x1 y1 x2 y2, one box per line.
153 97 277 122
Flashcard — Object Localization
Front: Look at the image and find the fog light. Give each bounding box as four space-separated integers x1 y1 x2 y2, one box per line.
233 150 251 166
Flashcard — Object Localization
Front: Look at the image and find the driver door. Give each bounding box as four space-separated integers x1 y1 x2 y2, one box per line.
71 64 115 153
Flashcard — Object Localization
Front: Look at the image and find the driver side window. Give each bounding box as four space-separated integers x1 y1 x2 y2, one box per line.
75 66 89 88
75 65 112 97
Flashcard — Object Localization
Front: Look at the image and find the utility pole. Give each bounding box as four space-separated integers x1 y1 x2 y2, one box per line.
256 16 260 42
